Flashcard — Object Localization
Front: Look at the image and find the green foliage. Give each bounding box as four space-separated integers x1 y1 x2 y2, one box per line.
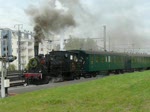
7 64 16 71
64 37 99 50
64 37 84 50
25 63 29 70
0 71 150 112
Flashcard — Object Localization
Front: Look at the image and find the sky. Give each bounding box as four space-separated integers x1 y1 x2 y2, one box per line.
0 0 150 52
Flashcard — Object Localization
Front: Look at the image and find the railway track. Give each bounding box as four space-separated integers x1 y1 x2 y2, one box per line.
0 71 25 88
1 74 106 96
8 75 106 95
1 70 109 89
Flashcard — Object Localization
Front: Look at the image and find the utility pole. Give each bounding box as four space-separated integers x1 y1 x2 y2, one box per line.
14 24 23 71
103 25 106 51
60 31 65 51
132 43 135 53
108 36 110 51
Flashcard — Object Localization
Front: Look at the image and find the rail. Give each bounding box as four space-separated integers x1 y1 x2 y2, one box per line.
0 71 25 87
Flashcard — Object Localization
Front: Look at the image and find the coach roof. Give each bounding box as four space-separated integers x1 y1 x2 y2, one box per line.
69 50 150 57
69 50 127 56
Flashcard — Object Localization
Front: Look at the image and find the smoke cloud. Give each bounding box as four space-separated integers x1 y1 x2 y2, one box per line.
59 0 149 52
25 0 150 53
25 1 76 44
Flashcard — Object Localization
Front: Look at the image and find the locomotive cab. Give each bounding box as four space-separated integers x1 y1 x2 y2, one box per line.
46 51 81 82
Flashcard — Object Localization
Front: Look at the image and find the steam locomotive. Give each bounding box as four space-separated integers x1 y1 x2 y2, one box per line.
23 50 84 85
23 49 150 85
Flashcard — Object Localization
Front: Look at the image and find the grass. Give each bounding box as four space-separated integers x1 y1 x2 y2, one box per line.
0 71 150 112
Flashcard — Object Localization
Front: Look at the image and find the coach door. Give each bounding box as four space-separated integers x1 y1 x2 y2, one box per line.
125 56 131 70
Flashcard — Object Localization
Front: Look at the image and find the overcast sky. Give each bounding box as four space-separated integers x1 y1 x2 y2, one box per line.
0 0 149 32
0 1 149 28
0 0 150 50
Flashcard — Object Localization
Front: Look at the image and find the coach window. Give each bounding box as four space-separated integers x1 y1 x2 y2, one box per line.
139 57 141 63
105 56 107 62
91 55 94 61
91 56 94 64
92 55 94 62
135 58 137 63
96 56 99 62
101 56 105 62
94 55 97 62
98 56 101 62
136 58 137 63
118 57 119 63
74 56 78 62
115 56 117 62
118 57 121 63
70 55 73 60
79 57 84 62
115 56 117 63
64 53 68 58
121 57 123 63
134 57 137 63
98 57 100 62
120 57 122 63
112 56 115 63
108 56 111 62
119 57 121 63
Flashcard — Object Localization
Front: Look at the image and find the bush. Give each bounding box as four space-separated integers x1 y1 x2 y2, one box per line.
8 64 16 71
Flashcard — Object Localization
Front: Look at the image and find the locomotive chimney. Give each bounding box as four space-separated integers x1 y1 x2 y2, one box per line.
34 41 39 57
33 25 42 57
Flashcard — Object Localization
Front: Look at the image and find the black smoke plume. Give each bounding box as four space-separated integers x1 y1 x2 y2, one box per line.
25 1 76 44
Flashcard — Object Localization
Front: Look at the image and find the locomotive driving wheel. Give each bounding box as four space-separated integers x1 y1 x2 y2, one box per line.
51 73 64 82
57 74 64 82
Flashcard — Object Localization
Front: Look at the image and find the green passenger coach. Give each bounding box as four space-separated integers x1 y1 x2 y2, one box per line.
70 50 150 77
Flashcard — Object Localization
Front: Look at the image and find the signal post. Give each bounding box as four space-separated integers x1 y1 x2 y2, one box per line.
0 56 17 98
0 30 17 98
1 58 7 98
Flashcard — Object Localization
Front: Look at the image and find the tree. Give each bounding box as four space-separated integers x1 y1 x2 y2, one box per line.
7 64 16 71
83 38 99 51
64 36 99 50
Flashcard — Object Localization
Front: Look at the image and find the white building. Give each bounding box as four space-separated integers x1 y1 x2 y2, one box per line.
11 31 35 70
0 28 60 71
